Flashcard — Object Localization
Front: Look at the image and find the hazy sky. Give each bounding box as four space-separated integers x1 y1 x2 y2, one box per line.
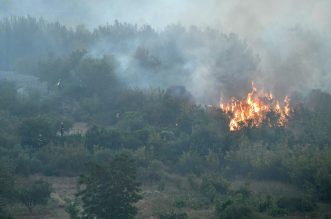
1 0 330 32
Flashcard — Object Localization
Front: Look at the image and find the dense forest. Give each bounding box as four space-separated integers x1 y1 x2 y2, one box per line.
0 16 331 218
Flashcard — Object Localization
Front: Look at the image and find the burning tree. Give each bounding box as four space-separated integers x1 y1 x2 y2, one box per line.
220 82 291 131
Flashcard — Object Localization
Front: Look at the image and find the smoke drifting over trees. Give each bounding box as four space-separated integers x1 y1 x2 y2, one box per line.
1 0 331 103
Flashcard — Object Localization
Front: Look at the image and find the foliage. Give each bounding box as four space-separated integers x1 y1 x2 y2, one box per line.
200 174 229 202
15 154 41 176
0 81 17 111
36 143 89 176
85 126 123 151
276 196 317 213
65 201 81 219
78 154 142 219
215 204 257 219
18 179 52 212
0 160 15 217
177 151 206 174
19 117 54 149
159 211 188 219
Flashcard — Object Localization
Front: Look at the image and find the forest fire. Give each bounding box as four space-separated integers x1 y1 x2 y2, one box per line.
220 82 291 131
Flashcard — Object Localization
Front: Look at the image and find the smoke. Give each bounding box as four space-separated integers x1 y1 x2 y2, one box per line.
3 0 330 32
214 0 331 98
1 0 331 103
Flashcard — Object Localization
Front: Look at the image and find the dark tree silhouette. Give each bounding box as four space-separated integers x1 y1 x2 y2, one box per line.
78 154 142 219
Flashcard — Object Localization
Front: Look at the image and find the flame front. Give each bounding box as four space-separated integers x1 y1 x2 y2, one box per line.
220 82 291 131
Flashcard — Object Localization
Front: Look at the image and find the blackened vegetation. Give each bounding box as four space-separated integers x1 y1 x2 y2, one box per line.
0 17 330 218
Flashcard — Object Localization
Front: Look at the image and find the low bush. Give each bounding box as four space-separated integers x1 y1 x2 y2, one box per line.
159 211 188 219
276 196 317 212
216 204 257 219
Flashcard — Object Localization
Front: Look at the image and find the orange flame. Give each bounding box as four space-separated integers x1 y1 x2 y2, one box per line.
220 82 291 131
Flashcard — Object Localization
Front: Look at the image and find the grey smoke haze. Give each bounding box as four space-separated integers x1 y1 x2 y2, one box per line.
1 0 331 103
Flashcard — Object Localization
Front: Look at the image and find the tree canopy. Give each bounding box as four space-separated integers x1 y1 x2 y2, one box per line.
78 154 142 219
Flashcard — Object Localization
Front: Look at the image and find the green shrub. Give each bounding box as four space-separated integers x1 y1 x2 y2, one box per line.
159 211 188 219
18 180 52 212
0 160 15 217
216 204 257 219
315 171 331 202
269 207 288 217
65 201 81 219
0 210 14 219
36 144 89 176
174 200 186 208
177 151 205 174
77 154 141 219
19 117 55 149
200 174 229 201
257 195 273 212
15 156 41 176
276 196 317 212
215 199 234 213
